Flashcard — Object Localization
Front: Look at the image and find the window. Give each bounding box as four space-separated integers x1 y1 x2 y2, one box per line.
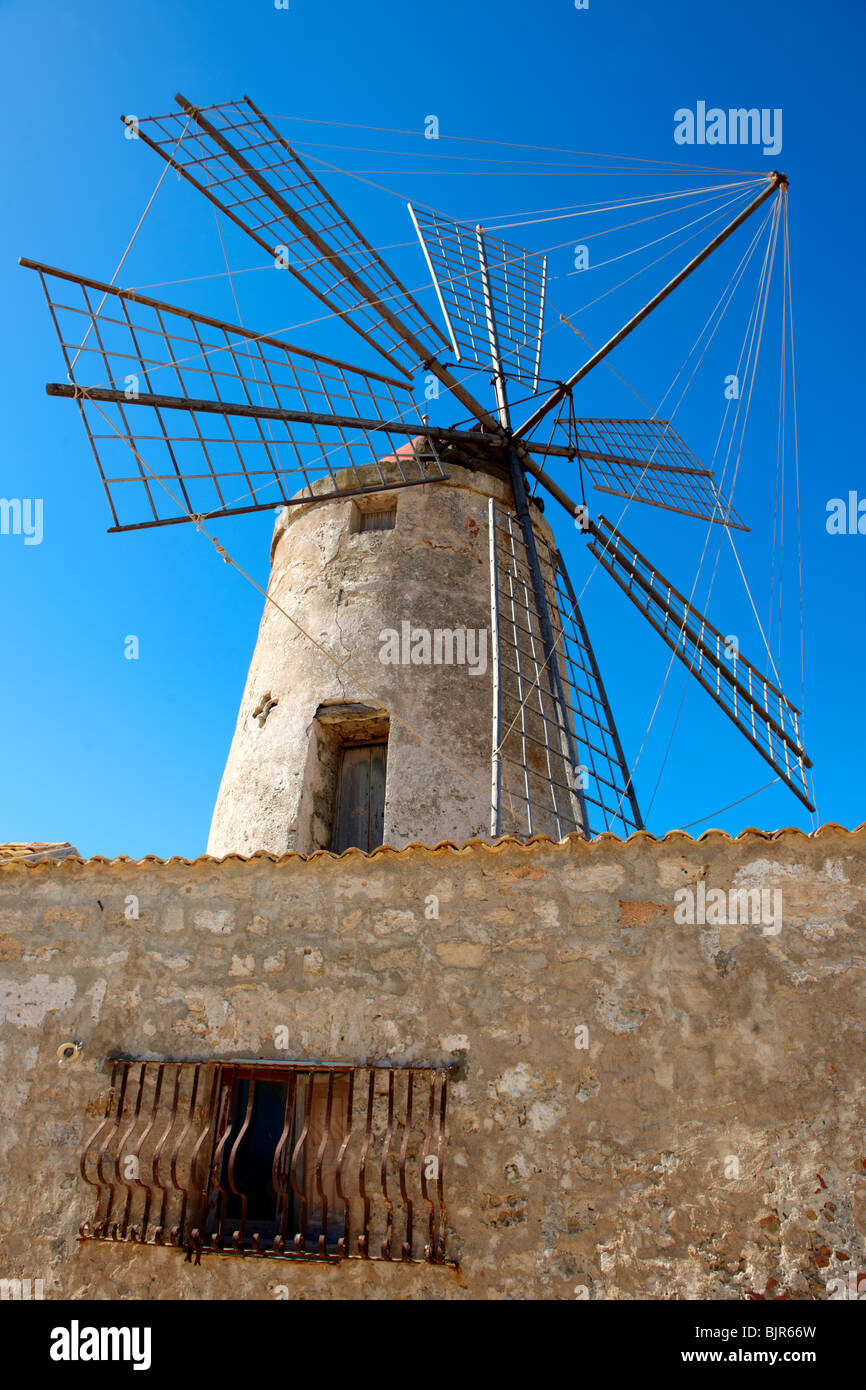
79 1059 453 1265
358 507 396 532
331 742 387 853
207 1069 350 1251
352 499 397 533
297 704 390 854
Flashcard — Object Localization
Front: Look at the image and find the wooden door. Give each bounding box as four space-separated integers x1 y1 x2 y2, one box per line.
331 742 387 853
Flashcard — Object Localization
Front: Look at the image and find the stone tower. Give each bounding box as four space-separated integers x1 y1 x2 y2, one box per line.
207 455 576 857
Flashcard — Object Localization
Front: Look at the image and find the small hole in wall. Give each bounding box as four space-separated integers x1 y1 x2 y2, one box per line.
252 693 279 728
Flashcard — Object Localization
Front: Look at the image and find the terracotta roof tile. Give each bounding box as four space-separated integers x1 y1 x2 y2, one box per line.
0 825 863 871
0 842 80 863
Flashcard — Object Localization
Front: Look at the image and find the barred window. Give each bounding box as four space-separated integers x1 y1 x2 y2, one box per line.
357 506 396 532
353 500 397 533
79 1059 453 1265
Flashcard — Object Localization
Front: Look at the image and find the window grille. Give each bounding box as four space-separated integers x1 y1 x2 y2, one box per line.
358 507 396 533
79 1059 454 1266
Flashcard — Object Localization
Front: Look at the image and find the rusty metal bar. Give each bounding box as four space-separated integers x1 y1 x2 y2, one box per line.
291 1071 313 1253
151 1063 181 1243
79 1059 119 1237
95 1060 129 1238
435 1073 449 1265
227 1067 256 1252
272 1070 296 1255
170 1062 201 1245
380 1070 395 1260
209 1063 238 1250
335 1070 354 1259
399 1070 414 1261
105 1055 457 1071
315 1072 335 1257
116 1062 147 1238
189 1064 222 1256
420 1073 437 1263
137 1063 166 1241
358 1069 375 1259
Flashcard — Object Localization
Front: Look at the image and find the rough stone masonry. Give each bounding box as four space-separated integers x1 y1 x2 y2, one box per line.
0 824 863 1300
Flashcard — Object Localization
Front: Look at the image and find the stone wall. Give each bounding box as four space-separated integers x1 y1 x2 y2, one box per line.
1 825 864 1300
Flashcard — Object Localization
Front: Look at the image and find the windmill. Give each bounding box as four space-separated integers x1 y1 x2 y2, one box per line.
21 94 813 847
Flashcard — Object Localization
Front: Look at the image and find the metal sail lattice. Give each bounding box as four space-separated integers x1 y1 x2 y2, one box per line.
409 207 547 388
489 500 642 839
25 260 446 530
587 515 814 810
540 408 747 529
131 97 448 378
541 537 644 836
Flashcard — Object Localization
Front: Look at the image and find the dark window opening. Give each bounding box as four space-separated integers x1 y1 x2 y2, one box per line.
207 1070 349 1252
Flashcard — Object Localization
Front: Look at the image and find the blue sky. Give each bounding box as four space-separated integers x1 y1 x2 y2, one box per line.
2 0 864 857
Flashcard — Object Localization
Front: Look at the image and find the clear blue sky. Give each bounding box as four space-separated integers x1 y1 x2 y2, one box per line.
2 0 864 857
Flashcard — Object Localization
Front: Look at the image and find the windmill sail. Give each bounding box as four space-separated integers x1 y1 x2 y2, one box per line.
22 103 811 827
129 96 449 380
586 515 814 810
489 500 643 840
410 207 547 389
24 260 448 531
537 412 747 529
545 539 644 836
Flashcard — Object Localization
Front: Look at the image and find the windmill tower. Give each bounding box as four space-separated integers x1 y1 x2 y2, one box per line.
206 457 579 857
22 95 814 856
